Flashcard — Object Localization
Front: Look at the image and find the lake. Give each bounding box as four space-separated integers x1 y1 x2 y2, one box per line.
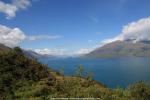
39 57 150 88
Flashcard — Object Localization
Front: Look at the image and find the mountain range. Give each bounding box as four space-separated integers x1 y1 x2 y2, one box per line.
1 40 150 59
85 40 150 58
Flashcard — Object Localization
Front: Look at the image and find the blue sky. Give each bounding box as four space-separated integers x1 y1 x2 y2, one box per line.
0 0 150 55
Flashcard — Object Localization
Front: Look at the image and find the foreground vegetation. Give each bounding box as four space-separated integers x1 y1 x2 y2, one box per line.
0 47 150 100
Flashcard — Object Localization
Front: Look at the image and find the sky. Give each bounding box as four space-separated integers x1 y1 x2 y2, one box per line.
0 0 150 56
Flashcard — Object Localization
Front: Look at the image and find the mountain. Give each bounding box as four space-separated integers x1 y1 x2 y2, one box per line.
0 43 64 62
23 49 42 58
85 40 150 58
23 50 60 62
0 43 46 59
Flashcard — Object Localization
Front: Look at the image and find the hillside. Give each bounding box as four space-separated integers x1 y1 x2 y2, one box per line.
0 43 11 52
0 45 150 99
0 47 54 99
85 41 150 58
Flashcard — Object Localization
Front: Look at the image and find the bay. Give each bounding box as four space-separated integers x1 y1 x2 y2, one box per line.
39 57 150 88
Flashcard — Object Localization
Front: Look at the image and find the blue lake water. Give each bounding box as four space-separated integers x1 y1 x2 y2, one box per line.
39 57 150 88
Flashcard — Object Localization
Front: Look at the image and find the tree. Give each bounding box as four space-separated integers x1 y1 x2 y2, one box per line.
75 65 84 77
86 71 93 81
59 66 65 75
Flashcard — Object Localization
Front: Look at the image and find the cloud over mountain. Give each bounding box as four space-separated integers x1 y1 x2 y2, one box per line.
75 48 93 55
102 17 150 44
34 48 67 56
0 0 31 19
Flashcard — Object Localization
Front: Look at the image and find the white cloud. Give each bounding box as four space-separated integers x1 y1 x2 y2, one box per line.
0 25 26 47
0 0 31 19
12 0 31 9
33 48 94 56
0 24 61 47
26 35 61 41
102 17 150 44
34 48 67 56
75 48 93 55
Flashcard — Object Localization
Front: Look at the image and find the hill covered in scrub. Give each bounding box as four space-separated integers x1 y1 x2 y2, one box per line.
0 45 150 100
